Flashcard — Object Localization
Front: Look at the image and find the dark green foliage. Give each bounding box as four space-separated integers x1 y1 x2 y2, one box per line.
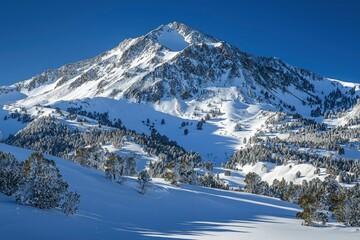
198 173 229 190
242 172 360 226
196 121 203 130
184 128 189 135
137 170 152 195
0 152 80 215
0 151 81 215
244 172 262 194
61 191 81 216
0 152 22 196
15 153 69 210
346 183 360 226
227 134 360 178
5 116 201 184
6 109 33 123
314 211 329 225
104 154 136 184
298 193 318 226
66 108 118 128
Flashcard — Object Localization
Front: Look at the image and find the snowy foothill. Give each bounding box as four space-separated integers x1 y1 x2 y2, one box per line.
0 143 358 240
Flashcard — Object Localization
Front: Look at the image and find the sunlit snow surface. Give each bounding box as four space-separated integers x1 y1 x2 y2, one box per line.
157 26 189 51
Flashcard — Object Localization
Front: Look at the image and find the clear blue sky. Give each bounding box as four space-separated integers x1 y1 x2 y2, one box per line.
1 0 359 85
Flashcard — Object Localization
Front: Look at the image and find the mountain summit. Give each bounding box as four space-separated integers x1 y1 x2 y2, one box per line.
6 22 360 119
146 21 220 50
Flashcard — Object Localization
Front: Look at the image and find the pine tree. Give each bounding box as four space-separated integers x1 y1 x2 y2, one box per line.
244 172 262 194
104 154 126 184
184 128 189 135
164 162 181 187
298 193 318 226
326 178 346 222
196 121 203 130
137 170 152 195
123 156 137 176
60 191 80 216
0 152 22 196
15 153 68 209
345 183 360 226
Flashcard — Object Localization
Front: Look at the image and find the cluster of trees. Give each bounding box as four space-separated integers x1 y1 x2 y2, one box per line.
198 173 229 190
228 111 360 183
306 87 358 117
263 112 326 134
179 121 190 135
346 115 360 127
227 106 360 227
3 108 33 123
5 116 201 184
286 126 358 152
104 154 152 194
227 143 360 182
66 107 123 128
322 88 357 115
104 153 136 184
0 151 79 215
243 172 360 226
151 154 199 185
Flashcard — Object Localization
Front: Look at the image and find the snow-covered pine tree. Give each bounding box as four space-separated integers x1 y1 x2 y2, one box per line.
325 178 346 222
137 169 152 195
198 172 229 190
244 172 262 194
345 183 360 226
123 156 137 176
164 161 181 187
298 193 318 226
105 154 126 184
60 191 81 216
0 151 23 196
15 152 68 209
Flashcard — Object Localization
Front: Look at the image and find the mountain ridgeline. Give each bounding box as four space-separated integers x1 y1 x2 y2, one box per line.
8 21 359 116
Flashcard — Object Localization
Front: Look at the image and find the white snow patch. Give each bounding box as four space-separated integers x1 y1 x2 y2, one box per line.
157 27 189 51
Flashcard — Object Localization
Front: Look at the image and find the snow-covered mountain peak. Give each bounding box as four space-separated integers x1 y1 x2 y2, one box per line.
6 21 360 122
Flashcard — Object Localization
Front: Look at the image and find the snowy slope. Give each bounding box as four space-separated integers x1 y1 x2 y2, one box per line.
0 143 358 240
240 162 328 185
50 97 262 163
0 91 28 139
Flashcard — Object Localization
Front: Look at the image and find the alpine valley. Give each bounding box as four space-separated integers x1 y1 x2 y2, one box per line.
1 22 360 240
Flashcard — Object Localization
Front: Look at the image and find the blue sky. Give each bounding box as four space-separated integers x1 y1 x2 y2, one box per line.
0 0 359 85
